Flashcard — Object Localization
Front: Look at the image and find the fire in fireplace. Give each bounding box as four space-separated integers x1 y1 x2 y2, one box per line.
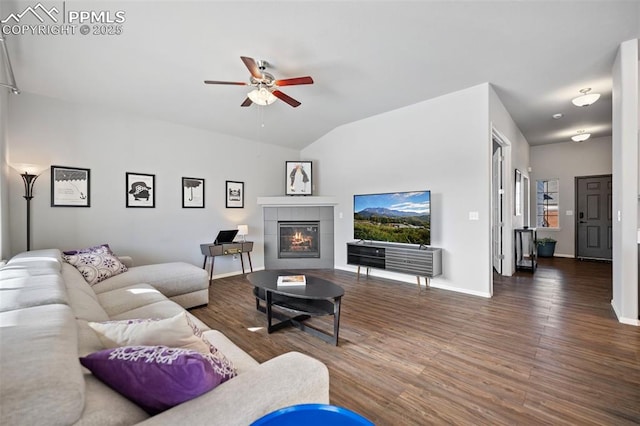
278 221 320 258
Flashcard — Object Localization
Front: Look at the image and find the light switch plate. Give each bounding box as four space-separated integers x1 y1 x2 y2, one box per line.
469 211 479 221
566 210 573 216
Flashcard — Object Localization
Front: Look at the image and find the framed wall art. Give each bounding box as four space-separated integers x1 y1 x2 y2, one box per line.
126 172 155 208
182 177 205 208
51 165 90 207
225 180 244 208
285 161 312 196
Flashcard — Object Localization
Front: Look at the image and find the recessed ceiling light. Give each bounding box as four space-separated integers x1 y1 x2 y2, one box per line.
572 88 600 107
552 113 563 119
571 130 591 142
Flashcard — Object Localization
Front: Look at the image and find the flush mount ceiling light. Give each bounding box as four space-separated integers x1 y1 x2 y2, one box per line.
571 130 591 142
552 113 563 119
571 88 600 107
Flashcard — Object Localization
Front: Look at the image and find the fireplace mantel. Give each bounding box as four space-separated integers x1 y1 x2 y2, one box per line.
257 196 338 207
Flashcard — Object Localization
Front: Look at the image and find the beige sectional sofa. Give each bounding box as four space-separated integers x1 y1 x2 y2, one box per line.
0 249 329 425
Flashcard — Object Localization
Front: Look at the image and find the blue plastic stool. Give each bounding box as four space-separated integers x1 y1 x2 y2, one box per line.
251 404 375 426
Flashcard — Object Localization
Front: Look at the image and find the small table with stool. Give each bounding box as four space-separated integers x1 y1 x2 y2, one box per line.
247 270 344 346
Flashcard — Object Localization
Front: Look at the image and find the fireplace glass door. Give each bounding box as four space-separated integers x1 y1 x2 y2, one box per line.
278 222 320 258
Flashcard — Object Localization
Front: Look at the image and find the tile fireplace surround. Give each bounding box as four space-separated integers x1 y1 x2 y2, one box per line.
258 197 337 269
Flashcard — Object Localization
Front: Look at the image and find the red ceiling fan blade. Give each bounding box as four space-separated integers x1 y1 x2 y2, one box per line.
240 56 263 79
272 90 301 108
241 97 253 107
204 80 247 85
274 76 314 86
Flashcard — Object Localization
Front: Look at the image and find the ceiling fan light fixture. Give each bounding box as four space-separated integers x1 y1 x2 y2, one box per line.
571 130 591 142
247 87 277 106
571 88 600 107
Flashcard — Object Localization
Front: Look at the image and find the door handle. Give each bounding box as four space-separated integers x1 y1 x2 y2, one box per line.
579 220 587 224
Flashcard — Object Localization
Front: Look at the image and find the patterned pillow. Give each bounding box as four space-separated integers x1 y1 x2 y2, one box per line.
62 244 127 285
80 345 224 414
185 314 237 381
88 312 237 381
63 243 113 256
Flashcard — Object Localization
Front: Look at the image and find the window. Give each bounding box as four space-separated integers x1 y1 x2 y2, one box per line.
536 179 559 228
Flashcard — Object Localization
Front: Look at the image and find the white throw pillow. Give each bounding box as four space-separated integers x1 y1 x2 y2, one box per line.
89 312 210 354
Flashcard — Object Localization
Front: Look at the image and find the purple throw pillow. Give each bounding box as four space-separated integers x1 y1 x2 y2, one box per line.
80 345 226 414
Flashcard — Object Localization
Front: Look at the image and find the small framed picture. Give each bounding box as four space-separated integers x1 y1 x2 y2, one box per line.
286 161 312 196
225 180 244 208
182 177 205 208
126 172 155 208
51 165 90 207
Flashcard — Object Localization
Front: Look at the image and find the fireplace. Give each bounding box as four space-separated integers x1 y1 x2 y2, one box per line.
278 221 320 259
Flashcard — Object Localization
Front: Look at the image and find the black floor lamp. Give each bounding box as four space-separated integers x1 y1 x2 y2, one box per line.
13 165 42 251
20 172 38 251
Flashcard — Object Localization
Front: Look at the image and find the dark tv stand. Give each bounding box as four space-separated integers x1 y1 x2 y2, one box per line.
346 241 442 290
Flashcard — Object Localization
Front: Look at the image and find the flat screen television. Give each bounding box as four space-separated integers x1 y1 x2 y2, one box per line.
353 190 431 246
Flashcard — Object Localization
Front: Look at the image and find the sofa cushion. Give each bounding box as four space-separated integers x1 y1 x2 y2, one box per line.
97 284 168 317
0 271 69 312
80 345 228 415
92 262 207 299
6 249 63 275
0 304 85 425
8 248 62 264
62 263 110 322
78 319 109 357
62 244 128 286
88 312 211 354
108 299 192 321
77 374 150 425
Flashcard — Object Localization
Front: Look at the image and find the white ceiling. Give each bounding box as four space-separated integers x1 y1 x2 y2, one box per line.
3 1 639 149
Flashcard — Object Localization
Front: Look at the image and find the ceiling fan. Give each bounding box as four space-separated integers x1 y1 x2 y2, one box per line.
204 56 314 108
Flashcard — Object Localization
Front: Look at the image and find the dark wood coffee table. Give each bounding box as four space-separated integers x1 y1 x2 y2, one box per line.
247 270 344 345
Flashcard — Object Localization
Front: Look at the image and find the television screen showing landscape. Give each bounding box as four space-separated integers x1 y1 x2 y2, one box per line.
354 191 431 245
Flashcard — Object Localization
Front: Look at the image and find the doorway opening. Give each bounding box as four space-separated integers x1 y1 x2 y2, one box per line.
492 139 504 275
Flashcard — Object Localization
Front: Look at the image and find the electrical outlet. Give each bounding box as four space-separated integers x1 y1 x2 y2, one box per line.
233 254 238 260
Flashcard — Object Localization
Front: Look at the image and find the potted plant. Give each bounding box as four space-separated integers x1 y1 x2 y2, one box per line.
536 237 557 258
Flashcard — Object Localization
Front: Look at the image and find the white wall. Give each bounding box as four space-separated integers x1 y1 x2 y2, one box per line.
611 38 639 324
7 93 299 274
530 137 613 257
489 86 532 276
302 84 492 297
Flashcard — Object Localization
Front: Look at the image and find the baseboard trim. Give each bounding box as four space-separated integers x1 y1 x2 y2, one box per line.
430 282 491 298
611 299 639 326
212 266 264 280
553 253 574 258
335 266 491 298
619 317 640 326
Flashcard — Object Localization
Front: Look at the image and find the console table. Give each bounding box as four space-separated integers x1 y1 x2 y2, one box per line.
347 242 442 290
514 228 537 272
200 241 254 280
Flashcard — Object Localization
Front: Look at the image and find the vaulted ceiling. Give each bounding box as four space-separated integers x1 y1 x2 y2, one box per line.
3 1 639 149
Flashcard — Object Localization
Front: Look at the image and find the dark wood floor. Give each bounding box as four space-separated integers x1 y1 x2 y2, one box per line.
190 258 640 425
